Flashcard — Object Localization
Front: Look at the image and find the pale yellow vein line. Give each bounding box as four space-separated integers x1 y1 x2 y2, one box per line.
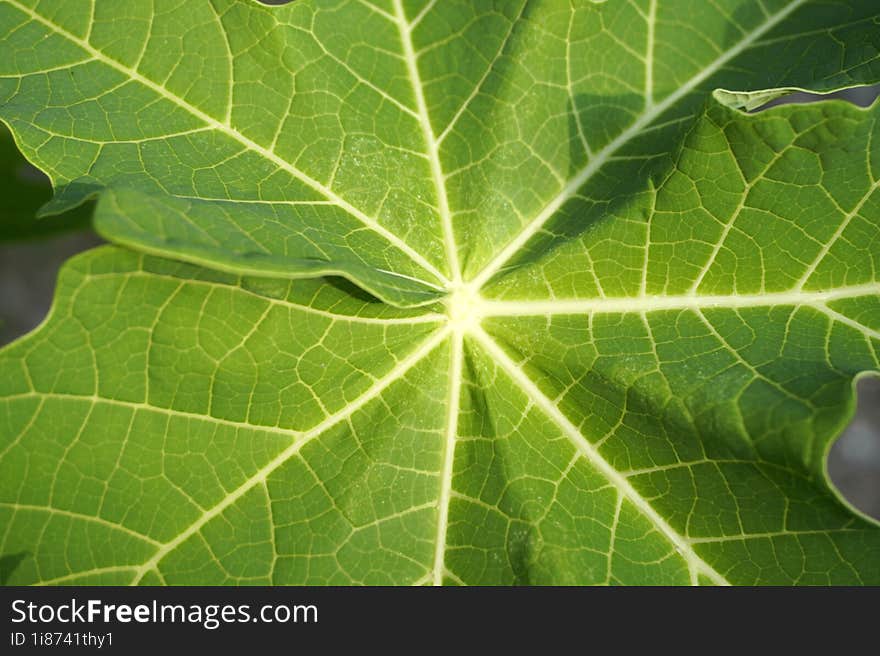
436 2 528 146
567 6 593 160
410 571 434 586
0 57 97 76
0 397 43 461
129 326 450 584
688 143 789 294
443 568 466 586
6 0 449 287
84 0 95 42
48 401 97 505
207 0 234 126
432 331 462 585
794 178 880 291
2 392 304 439
410 0 438 30
35 566 139 587
688 528 860 544
354 0 396 24
639 179 658 296
15 124 215 147
392 0 460 282
285 21 420 121
161 195 338 206
694 308 816 408
472 327 731 586
604 492 623 585
469 0 808 289
645 0 657 105
143 280 185 406
480 283 880 316
0 502 162 547
818 303 880 342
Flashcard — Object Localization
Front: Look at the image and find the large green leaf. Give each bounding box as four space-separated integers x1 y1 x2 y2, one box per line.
0 0 879 585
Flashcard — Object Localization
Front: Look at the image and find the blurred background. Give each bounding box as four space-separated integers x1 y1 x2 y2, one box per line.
1 86 878 519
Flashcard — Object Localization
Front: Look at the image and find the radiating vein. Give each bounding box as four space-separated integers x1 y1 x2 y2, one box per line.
794 177 880 290
432 331 462 585
469 0 808 289
818 304 880 343
436 2 527 145
645 0 657 105
480 283 880 316
36 566 139 586
2 392 307 440
471 327 731 586
392 0 460 282
0 502 162 547
129 326 450 584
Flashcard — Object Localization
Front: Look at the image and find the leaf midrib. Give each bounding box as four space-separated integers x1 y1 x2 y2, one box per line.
480 283 880 320
391 0 461 283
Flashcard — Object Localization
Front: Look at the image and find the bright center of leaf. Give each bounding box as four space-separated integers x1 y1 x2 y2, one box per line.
445 284 482 333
